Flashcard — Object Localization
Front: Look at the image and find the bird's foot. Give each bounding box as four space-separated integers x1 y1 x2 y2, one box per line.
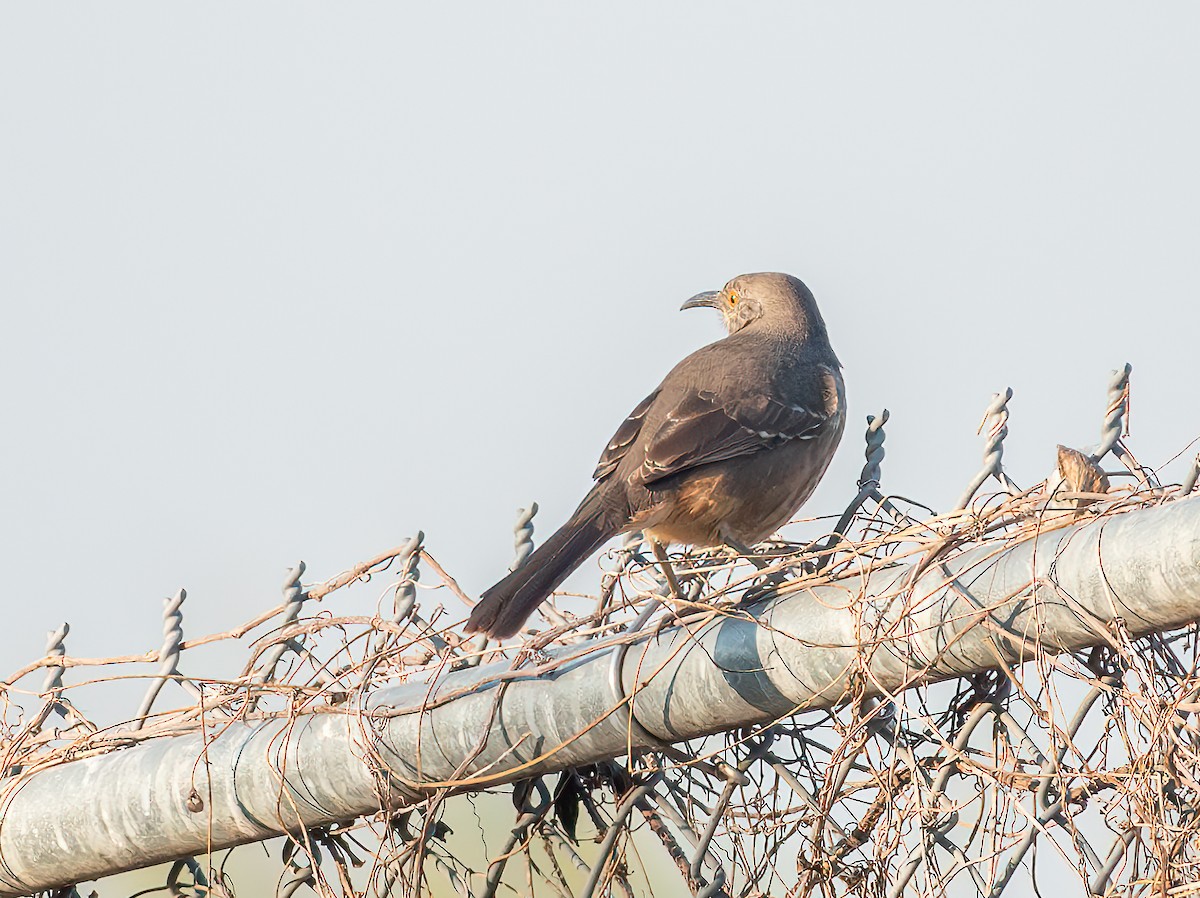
651 540 685 599
740 568 793 607
722 537 770 571
653 597 714 634
720 537 794 605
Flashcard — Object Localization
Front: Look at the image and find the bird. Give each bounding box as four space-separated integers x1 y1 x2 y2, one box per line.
465 272 847 639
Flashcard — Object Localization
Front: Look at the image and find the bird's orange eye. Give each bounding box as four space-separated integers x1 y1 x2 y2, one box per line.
729 291 739 305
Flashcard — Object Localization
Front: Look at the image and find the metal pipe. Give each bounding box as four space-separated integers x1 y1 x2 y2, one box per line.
2 498 1199 895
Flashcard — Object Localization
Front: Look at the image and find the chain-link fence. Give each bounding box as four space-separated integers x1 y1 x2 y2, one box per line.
4 363 1200 898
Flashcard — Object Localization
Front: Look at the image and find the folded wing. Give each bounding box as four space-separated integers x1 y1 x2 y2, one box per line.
637 387 832 487
592 390 660 481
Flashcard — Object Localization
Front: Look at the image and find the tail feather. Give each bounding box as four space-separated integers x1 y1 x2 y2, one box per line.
467 506 615 639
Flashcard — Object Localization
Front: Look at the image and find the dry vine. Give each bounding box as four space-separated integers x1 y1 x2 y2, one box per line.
5 364 1200 898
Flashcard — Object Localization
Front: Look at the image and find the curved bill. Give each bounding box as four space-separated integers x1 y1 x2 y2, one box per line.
680 290 721 311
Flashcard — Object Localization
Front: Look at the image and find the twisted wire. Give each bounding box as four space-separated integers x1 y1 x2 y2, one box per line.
254 562 308 685
859 409 889 489
370 533 423 657
1092 363 1132 461
31 623 70 732
955 387 1019 510
133 589 203 731
510 502 538 571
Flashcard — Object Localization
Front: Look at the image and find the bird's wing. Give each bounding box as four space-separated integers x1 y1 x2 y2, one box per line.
593 390 661 481
636 386 833 487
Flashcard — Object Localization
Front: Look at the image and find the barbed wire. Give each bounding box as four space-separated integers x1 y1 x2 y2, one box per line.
4 362 1200 898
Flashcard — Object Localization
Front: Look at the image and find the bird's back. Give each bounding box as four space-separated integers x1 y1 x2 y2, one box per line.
616 325 845 544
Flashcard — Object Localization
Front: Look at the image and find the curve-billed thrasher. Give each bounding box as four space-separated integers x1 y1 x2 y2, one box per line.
466 272 846 639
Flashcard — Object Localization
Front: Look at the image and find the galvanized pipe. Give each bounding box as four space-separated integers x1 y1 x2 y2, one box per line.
2 498 1199 895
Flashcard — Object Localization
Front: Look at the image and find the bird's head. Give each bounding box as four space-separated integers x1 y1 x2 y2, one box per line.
681 272 826 339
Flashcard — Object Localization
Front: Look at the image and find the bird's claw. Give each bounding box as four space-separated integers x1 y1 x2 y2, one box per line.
740 569 793 607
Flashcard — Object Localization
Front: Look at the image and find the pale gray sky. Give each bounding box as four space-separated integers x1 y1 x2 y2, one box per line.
2 4 1198 701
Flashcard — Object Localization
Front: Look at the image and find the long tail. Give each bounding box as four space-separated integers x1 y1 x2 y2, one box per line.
466 500 617 639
